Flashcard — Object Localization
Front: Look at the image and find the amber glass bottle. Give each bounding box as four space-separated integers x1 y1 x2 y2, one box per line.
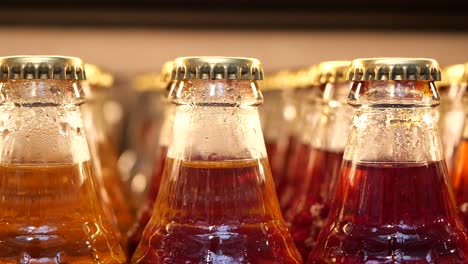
285 61 352 261
131 56 301 263
82 64 134 238
0 56 126 262
309 58 468 263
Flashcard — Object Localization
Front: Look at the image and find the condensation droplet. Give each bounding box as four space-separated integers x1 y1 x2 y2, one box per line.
1 129 10 140
59 122 70 136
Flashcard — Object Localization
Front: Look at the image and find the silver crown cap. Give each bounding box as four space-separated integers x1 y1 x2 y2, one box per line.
0 56 86 80
171 57 263 80
348 58 442 81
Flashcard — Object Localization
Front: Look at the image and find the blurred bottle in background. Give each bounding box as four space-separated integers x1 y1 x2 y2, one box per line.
118 61 173 214
279 65 321 211
285 61 352 261
437 64 466 178
0 56 126 262
132 57 301 263
82 63 134 241
449 63 468 227
127 61 175 257
309 58 468 263
260 70 295 191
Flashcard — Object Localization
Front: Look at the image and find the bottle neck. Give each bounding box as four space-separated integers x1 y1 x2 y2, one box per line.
81 89 109 142
303 82 353 152
168 80 266 161
345 81 443 163
260 90 286 142
0 80 90 164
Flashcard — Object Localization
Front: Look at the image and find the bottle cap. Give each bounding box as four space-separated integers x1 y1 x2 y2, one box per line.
160 60 174 83
348 58 442 81
315 61 351 84
262 70 296 91
85 64 114 88
439 64 468 87
171 57 263 80
294 65 317 88
0 55 86 80
134 61 175 92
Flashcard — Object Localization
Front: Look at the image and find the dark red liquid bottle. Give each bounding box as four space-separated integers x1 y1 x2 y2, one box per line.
309 58 468 264
260 82 292 191
131 57 302 263
120 62 173 214
127 76 176 257
279 67 321 212
127 144 168 256
285 61 352 261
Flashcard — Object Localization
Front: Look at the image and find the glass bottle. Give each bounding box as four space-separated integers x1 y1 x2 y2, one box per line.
260 70 295 191
131 57 301 263
119 61 173 213
0 56 126 262
82 64 134 237
309 58 468 263
450 63 468 227
127 63 175 257
285 61 352 261
438 64 467 178
279 65 321 211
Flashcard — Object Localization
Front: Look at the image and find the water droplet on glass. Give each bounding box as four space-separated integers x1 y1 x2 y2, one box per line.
208 153 218 161
59 122 70 136
49 85 61 95
1 129 10 140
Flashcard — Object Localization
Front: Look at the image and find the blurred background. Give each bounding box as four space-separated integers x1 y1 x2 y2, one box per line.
1 0 467 152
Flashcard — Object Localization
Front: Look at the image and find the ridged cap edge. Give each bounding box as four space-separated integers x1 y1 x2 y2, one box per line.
171 56 263 80
348 58 442 81
0 55 86 80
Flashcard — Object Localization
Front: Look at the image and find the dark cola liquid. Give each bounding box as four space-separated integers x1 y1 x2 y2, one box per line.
452 139 468 227
127 145 168 257
280 142 312 213
285 149 343 261
131 157 301 263
309 160 468 264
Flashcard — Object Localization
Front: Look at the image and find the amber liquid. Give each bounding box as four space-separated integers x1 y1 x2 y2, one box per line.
132 158 301 263
452 139 468 227
285 149 343 261
127 145 168 257
0 162 126 263
309 160 468 264
97 141 134 236
280 142 312 213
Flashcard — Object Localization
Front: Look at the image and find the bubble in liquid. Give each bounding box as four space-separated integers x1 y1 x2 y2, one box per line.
343 222 353 235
